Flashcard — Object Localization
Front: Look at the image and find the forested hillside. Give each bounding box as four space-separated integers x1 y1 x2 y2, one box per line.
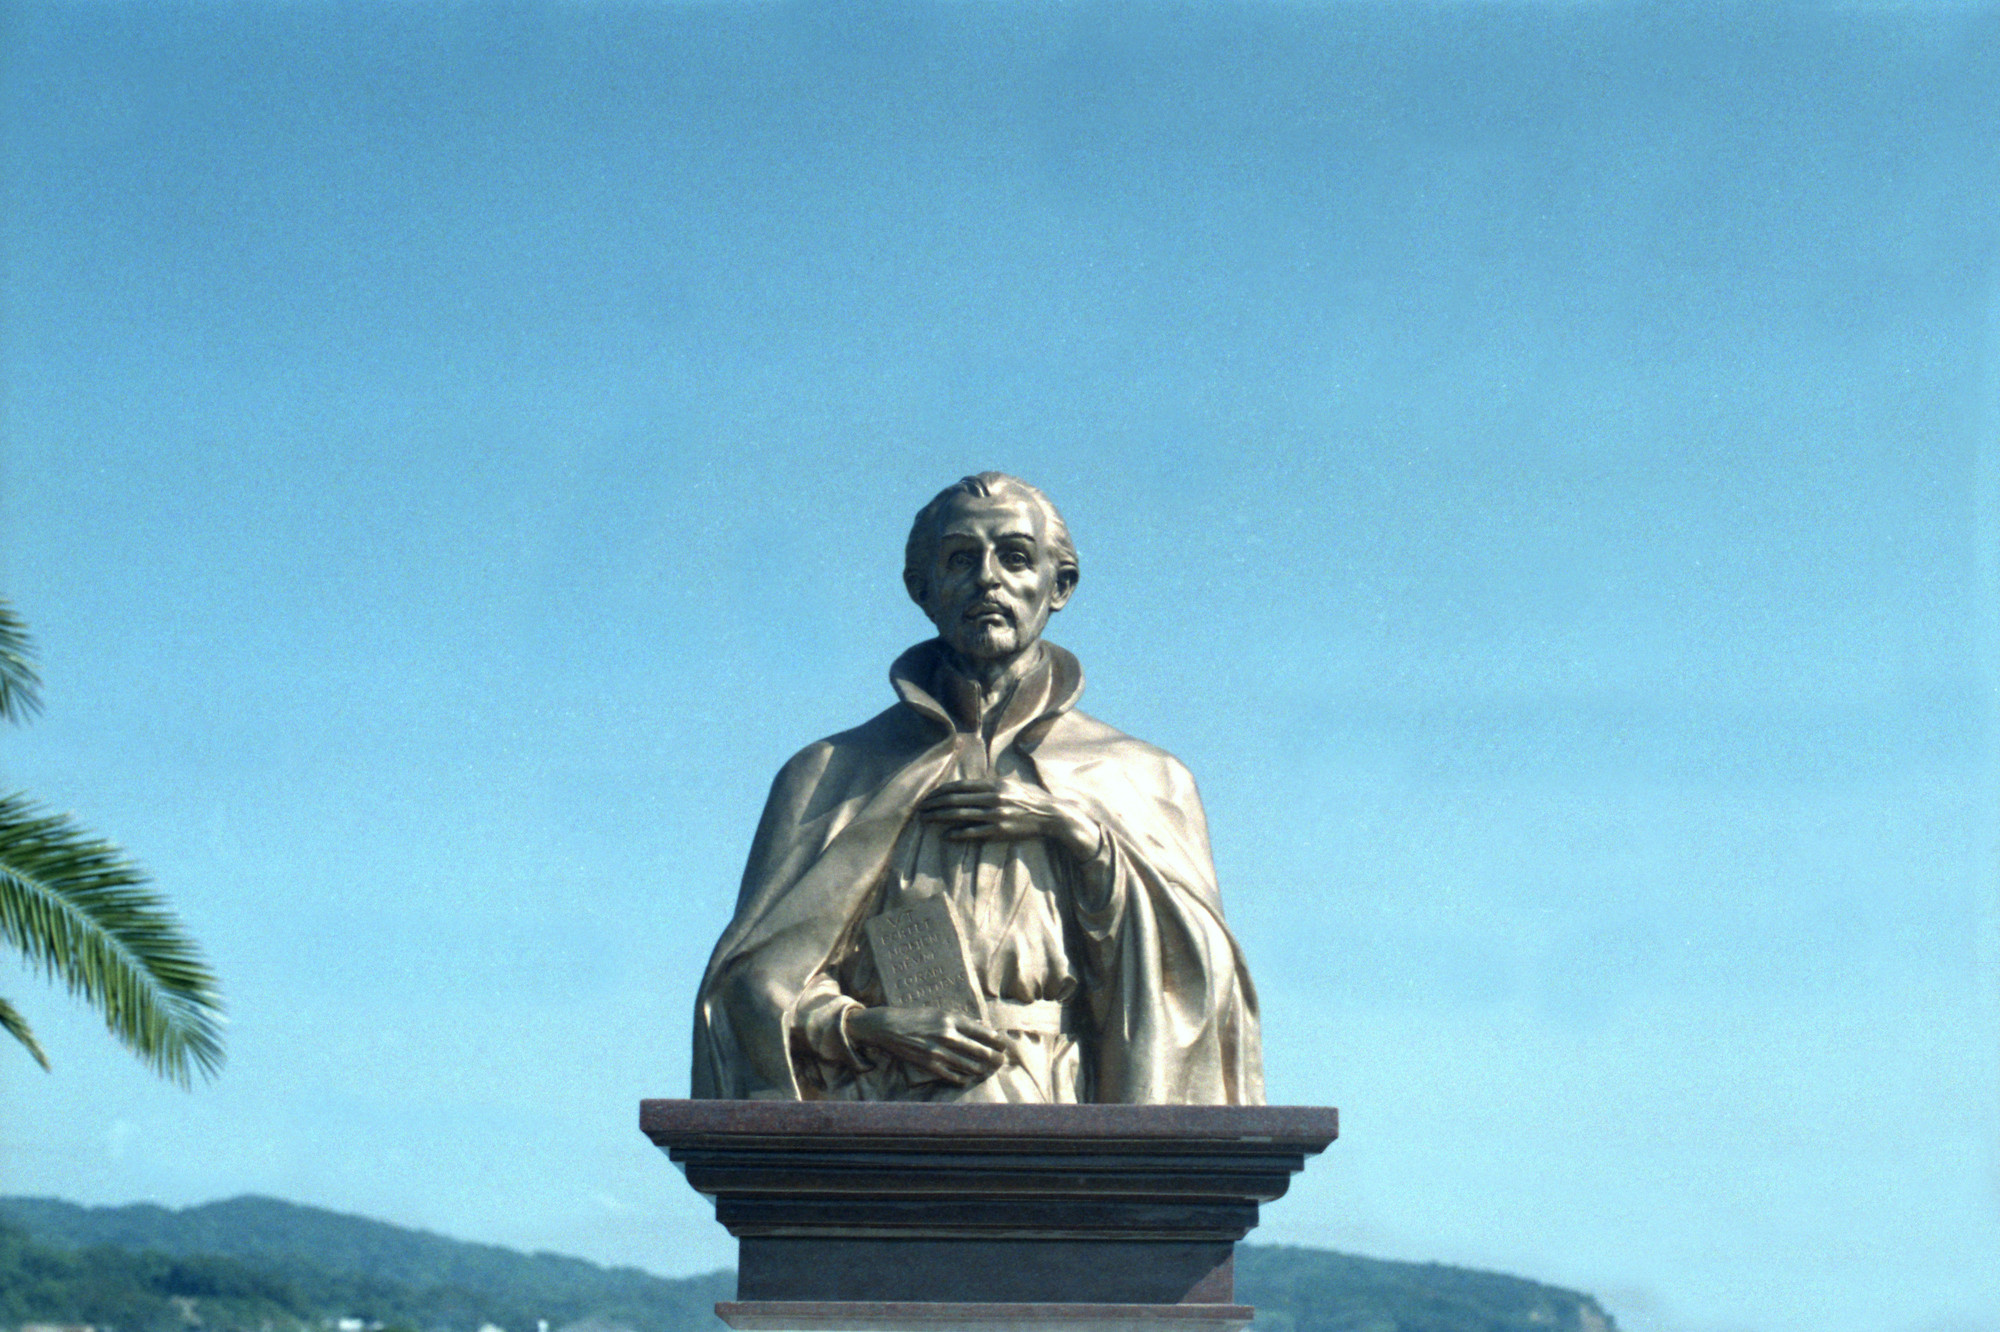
0 1197 1616 1332
1237 1247 1615 1332
0 1199 727 1332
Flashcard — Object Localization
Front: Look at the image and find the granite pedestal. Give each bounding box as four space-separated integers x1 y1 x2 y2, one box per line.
642 1101 1338 1332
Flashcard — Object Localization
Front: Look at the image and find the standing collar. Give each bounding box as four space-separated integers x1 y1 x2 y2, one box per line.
889 638 1085 751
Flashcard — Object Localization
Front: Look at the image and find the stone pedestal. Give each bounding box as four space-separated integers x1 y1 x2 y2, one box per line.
641 1101 1338 1332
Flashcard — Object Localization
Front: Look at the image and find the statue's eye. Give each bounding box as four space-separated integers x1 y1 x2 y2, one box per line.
948 551 975 569
1001 550 1031 569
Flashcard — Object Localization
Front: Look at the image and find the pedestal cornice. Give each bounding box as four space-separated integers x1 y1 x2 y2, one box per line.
643 1099 1337 1319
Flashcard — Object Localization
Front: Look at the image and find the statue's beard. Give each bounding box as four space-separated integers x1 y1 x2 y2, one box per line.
950 618 1018 660
939 604 1042 662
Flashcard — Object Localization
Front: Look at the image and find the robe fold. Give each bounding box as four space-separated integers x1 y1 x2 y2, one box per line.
691 639 1263 1105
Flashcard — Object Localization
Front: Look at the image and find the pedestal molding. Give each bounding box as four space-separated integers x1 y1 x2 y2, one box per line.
644 1100 1337 1314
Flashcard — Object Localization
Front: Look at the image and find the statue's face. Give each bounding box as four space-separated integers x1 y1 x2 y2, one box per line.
910 493 1076 663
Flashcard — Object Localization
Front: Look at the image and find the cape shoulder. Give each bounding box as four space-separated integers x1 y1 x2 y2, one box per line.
770 702 938 807
1033 708 1202 805
727 701 946 922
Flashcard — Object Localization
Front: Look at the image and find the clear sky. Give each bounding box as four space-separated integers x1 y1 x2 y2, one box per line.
1 3 1996 1332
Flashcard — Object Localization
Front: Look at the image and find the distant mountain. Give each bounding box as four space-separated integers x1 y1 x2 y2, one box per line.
1238 1247 1615 1332
0 1196 709 1315
0 1197 729 1332
0 1196 1616 1332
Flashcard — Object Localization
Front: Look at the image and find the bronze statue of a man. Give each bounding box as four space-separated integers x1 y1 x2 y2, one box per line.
692 474 1262 1104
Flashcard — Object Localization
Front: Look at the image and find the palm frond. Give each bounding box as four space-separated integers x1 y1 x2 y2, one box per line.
0 792 225 1085
0 599 42 724
0 995 52 1070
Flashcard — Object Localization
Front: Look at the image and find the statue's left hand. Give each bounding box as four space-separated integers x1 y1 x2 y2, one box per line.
919 778 1102 862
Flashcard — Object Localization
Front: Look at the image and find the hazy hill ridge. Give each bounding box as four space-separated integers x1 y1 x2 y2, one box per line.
0 1196 729 1332
0 1196 1616 1332
0 1196 685 1306
1236 1247 1615 1332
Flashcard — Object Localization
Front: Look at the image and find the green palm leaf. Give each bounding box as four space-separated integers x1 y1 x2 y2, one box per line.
0 995 51 1070
0 599 42 724
0 792 225 1084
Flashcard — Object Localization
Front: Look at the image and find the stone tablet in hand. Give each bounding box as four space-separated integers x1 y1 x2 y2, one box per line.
864 896 988 1023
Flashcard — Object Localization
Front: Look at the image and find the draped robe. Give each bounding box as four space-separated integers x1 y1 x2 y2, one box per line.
691 639 1262 1104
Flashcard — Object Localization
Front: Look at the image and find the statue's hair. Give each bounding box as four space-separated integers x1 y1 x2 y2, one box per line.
903 472 1079 600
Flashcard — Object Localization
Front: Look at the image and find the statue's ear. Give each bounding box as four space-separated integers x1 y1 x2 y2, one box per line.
1049 565 1078 612
903 569 930 609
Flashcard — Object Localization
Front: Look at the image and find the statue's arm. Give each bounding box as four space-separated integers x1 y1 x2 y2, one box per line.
1068 820 1124 935
1067 748 1220 938
792 973 872 1071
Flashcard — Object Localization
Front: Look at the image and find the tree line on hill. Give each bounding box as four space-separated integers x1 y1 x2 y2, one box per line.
0 1196 1615 1332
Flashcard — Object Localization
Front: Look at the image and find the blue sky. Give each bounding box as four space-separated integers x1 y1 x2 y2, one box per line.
2 4 1997 1332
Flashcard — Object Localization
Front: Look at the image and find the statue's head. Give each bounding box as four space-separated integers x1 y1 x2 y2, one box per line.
904 473 1079 664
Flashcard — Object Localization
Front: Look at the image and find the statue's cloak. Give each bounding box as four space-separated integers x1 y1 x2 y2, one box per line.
691 640 1263 1104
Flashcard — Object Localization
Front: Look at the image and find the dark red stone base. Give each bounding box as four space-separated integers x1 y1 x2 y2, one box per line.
715 1302 1257 1332
739 1240 1235 1305
643 1101 1336 1326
